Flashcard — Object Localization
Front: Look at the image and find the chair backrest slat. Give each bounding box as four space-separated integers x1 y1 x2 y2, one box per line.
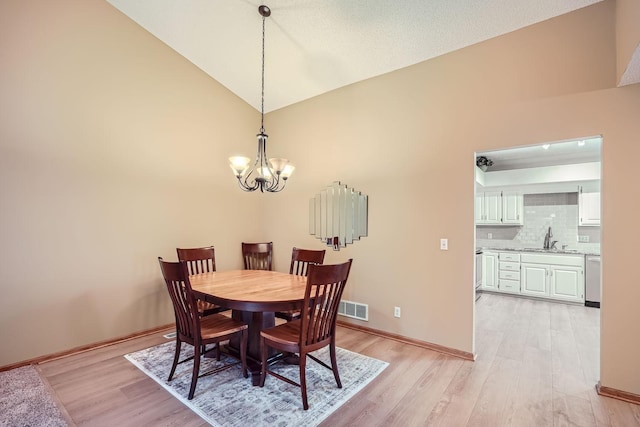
290 247 325 276
242 242 273 271
300 260 352 346
177 247 216 275
158 258 200 343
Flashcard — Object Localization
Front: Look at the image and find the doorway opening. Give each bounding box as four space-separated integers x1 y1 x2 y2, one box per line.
473 136 602 382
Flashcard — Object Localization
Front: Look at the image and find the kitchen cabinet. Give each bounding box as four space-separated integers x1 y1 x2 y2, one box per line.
476 191 502 224
501 191 524 225
476 190 523 225
549 265 584 301
579 185 600 226
520 253 585 303
521 263 549 297
481 251 498 291
498 252 521 294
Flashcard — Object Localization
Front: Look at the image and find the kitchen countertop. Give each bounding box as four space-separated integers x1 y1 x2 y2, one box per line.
479 247 600 256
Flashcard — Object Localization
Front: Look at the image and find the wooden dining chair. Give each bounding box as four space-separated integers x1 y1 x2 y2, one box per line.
241 242 273 270
275 247 326 322
177 246 229 316
158 257 248 400
259 259 353 410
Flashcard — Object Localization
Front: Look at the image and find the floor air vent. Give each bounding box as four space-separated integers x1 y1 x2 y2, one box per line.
338 300 368 321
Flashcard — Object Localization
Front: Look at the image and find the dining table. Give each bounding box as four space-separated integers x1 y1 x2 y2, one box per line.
190 269 308 385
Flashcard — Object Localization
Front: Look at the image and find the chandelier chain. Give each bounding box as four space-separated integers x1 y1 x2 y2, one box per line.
260 12 266 133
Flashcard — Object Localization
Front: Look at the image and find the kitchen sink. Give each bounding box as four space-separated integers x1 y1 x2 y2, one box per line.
523 248 580 254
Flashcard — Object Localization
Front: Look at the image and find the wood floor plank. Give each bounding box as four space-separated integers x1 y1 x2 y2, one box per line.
525 304 552 352
422 330 504 426
466 355 523 426
551 328 593 398
502 345 554 427
382 353 464 426
321 342 437 425
602 396 640 427
553 391 598 426
25 294 638 427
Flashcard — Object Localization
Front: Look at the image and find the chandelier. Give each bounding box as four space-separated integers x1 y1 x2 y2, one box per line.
229 5 294 193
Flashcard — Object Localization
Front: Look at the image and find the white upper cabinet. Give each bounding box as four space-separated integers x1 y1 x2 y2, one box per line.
501 191 524 225
579 185 601 226
476 191 502 224
484 191 502 224
476 191 522 225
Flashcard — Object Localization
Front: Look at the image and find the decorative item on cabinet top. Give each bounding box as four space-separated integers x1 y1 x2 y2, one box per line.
476 156 494 172
309 182 368 250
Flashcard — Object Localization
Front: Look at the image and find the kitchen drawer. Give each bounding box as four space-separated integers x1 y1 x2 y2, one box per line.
499 270 520 281
499 279 521 293
499 261 520 271
499 252 521 262
520 253 584 267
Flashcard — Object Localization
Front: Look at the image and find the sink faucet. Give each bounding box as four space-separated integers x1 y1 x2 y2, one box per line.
543 227 557 250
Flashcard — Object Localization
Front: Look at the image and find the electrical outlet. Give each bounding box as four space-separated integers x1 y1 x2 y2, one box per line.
488 233 493 239
394 307 401 318
578 235 589 243
440 238 448 250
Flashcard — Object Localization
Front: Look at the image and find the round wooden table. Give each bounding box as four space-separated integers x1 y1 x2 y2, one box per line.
190 270 307 384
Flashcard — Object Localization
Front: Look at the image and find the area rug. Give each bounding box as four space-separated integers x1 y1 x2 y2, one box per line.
0 365 68 427
125 341 388 426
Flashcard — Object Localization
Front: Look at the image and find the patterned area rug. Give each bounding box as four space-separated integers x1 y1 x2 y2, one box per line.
0 365 68 427
125 341 388 426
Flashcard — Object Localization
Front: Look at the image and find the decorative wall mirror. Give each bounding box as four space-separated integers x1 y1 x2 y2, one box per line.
309 181 368 250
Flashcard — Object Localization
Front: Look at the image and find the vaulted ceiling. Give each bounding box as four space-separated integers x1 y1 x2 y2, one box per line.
106 0 605 113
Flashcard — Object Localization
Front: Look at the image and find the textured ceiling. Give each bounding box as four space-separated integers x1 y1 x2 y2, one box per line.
106 0 604 113
479 136 602 171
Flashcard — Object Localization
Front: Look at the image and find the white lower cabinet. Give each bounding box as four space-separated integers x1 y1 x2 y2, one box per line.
497 252 521 294
521 263 549 297
481 251 498 291
520 253 585 303
549 265 584 301
481 251 585 303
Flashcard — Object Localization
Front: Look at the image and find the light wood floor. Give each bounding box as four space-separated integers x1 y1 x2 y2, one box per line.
37 293 640 426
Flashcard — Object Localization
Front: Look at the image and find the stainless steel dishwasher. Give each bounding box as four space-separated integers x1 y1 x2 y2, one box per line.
585 255 601 308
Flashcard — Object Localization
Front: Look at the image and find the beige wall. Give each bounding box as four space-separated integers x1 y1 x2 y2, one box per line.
616 0 640 83
267 1 640 395
1 0 639 397
0 0 266 365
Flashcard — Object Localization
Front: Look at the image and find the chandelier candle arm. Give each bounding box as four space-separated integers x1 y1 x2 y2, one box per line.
228 4 293 193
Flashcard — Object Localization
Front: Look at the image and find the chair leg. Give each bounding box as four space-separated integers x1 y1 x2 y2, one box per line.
188 344 201 400
329 341 342 388
299 352 309 410
240 330 248 378
259 336 267 386
168 339 181 381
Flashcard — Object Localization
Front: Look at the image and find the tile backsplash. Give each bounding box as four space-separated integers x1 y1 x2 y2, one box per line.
476 192 600 253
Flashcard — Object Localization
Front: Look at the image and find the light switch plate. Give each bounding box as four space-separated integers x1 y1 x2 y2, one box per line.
440 238 448 250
